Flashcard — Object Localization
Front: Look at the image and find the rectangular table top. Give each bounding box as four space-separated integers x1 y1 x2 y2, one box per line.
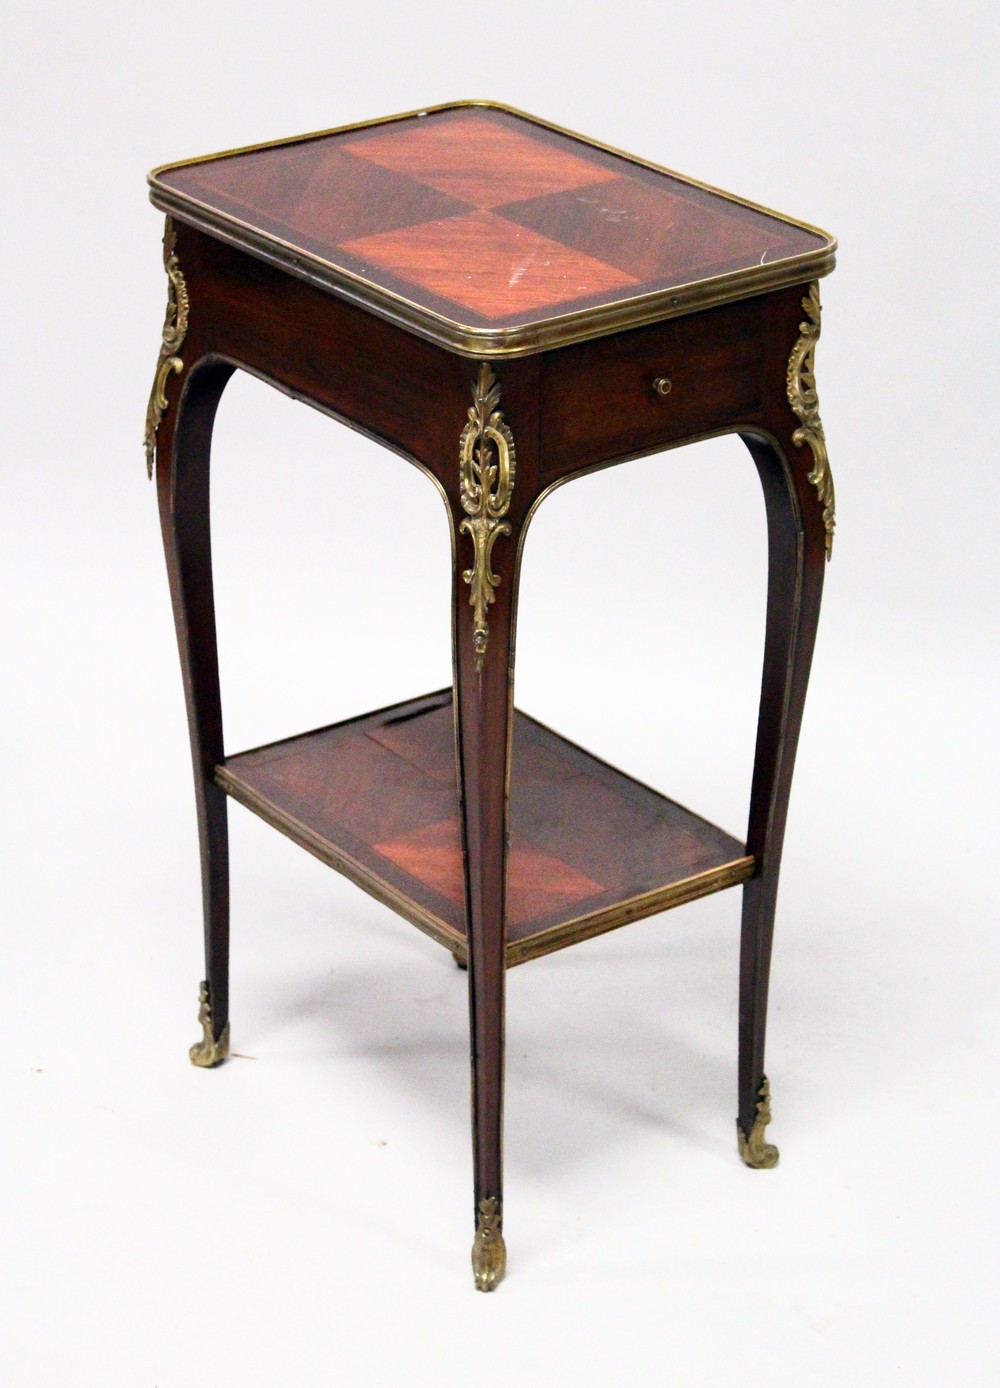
150 101 835 358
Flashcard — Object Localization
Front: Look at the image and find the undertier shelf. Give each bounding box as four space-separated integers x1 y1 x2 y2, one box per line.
215 690 754 967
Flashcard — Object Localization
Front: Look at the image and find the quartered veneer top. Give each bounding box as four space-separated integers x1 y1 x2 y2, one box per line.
150 101 835 355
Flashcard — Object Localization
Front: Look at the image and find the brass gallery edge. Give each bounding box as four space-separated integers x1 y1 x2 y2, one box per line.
459 364 517 671
786 282 835 557
148 100 836 360
144 217 190 478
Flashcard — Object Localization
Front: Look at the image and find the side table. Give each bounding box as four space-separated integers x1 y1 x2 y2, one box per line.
144 101 836 1290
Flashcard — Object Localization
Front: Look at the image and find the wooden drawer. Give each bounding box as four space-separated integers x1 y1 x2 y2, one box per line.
539 294 769 477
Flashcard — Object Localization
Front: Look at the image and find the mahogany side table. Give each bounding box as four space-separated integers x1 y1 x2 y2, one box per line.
144 102 836 1291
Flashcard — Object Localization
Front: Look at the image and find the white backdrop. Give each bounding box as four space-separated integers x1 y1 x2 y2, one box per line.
3 3 998 1384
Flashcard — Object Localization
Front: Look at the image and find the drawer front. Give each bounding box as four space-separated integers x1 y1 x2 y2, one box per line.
539 295 768 478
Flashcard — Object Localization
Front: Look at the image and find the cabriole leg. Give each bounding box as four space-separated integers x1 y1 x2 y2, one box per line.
452 363 531 1290
737 283 835 1165
151 331 235 1069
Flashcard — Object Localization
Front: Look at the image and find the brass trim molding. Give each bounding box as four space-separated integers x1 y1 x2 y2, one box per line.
471 1196 506 1291
213 763 466 957
738 1076 779 1168
148 100 836 360
787 282 835 557
505 855 755 967
459 364 516 670
144 217 190 478
215 752 751 971
189 981 230 1067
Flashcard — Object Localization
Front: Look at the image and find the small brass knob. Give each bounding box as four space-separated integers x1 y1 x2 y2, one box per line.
652 376 672 396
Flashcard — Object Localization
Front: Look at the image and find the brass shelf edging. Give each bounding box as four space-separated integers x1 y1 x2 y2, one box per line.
214 759 752 970
214 765 466 957
503 855 755 967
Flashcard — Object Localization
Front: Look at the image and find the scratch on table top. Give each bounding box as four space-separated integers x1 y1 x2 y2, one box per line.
575 194 638 223
509 249 538 287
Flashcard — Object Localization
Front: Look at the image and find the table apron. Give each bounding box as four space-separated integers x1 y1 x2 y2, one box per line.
537 289 801 479
176 228 811 506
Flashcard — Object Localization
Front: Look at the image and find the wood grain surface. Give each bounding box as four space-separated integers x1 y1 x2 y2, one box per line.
215 691 750 957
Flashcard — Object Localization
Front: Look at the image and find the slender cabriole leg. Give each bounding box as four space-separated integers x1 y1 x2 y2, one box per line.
736 284 834 1166
154 354 236 1068
452 362 532 1291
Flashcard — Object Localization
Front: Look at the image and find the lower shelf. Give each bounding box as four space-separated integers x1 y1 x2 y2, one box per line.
215 690 754 967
